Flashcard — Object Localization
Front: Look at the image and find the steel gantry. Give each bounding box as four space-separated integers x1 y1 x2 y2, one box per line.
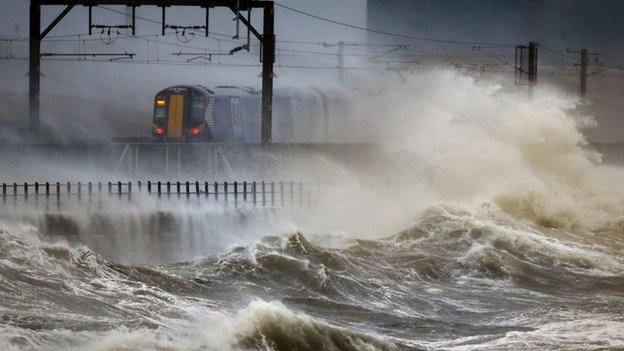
29 0 275 143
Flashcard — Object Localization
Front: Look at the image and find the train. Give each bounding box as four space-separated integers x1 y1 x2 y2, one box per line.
151 85 346 143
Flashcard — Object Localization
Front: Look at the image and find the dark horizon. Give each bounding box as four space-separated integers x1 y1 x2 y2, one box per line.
368 0 624 54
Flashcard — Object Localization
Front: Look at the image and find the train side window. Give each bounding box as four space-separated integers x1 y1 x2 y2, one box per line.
154 104 167 123
213 97 232 141
190 93 206 125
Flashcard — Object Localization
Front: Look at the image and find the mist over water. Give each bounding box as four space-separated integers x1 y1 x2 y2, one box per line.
1 69 624 350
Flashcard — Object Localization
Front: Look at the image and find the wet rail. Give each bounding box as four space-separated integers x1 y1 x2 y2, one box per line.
0 181 318 210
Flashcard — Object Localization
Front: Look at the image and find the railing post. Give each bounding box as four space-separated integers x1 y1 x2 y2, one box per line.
24 182 28 203
97 182 102 210
176 181 181 198
2 183 6 206
185 181 190 200
204 181 209 199
224 182 228 204
280 181 284 206
214 182 219 202
34 182 39 206
88 182 92 206
261 181 266 207
252 181 257 207
117 181 122 199
13 183 17 206
167 181 171 199
77 181 82 203
243 181 248 203
56 182 61 210
147 181 152 194
234 181 238 208
128 181 132 202
157 181 161 197
45 182 50 210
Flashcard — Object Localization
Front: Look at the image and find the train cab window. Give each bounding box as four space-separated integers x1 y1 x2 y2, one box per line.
189 92 206 125
154 100 167 123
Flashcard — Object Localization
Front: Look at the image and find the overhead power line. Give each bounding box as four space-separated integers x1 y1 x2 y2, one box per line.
1 55 415 70
539 44 623 70
274 3 514 47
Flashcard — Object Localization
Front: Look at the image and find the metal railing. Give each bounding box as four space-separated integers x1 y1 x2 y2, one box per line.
0 181 318 210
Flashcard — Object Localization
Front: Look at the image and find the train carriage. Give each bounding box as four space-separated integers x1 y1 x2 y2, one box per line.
152 85 345 143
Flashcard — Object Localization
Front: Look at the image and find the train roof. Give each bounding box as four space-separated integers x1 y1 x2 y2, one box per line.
157 85 340 100
211 86 261 97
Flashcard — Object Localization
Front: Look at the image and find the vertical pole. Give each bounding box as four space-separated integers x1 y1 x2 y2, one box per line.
56 182 60 210
528 42 538 87
205 7 209 37
214 181 218 202
131 6 136 36
337 40 345 78
29 1 41 137
246 9 251 50
261 3 275 144
34 182 39 206
234 181 238 208
3 183 7 206
280 181 284 206
88 182 92 206
88 6 92 35
261 181 266 207
45 182 49 210
161 6 166 36
224 182 228 204
580 49 588 97
252 181 257 207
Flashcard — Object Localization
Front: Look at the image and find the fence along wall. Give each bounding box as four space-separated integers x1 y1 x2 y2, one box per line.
0 181 318 210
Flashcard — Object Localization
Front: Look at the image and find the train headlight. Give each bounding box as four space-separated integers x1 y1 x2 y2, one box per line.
155 127 165 135
190 127 201 136
155 99 166 107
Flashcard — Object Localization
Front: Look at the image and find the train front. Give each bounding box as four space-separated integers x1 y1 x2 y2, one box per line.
152 85 213 141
